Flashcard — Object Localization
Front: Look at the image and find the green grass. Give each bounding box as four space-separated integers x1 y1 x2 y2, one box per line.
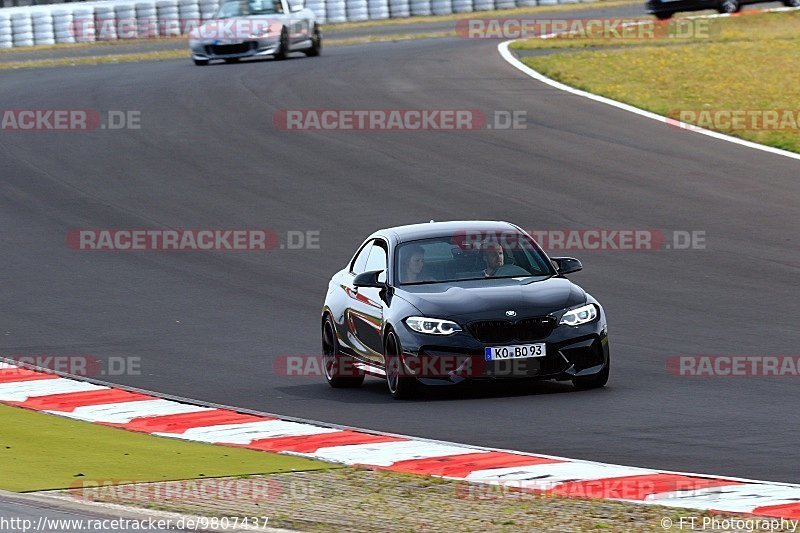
0 403 334 492
516 10 800 152
0 49 189 69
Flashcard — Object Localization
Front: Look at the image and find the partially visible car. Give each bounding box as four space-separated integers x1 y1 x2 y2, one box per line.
647 0 800 19
189 0 320 65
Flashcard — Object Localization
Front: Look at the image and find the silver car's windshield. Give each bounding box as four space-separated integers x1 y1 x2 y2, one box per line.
395 232 556 286
216 0 282 17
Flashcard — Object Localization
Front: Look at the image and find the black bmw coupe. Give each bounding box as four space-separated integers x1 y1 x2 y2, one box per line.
321 221 609 399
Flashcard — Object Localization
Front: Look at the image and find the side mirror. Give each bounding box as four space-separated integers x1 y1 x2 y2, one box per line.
353 270 386 288
551 257 582 275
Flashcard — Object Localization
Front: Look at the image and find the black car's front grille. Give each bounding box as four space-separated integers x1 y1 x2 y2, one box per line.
469 320 514 343
206 42 255 56
516 317 557 341
468 316 556 343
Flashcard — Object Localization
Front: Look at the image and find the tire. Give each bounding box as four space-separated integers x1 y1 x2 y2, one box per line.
572 357 610 391
653 11 673 19
224 57 239 64
783 0 800 7
718 0 739 13
322 316 365 388
384 331 418 400
304 24 321 57
193 58 209 66
274 26 290 60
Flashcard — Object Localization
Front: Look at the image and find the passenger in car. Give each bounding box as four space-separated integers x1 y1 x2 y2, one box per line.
400 244 435 284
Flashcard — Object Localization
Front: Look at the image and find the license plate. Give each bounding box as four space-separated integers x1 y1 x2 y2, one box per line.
485 343 546 361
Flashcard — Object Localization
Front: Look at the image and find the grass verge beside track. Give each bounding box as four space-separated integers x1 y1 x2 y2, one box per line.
0 32 463 70
42 469 798 532
3 406 796 530
513 10 800 153
0 404 333 492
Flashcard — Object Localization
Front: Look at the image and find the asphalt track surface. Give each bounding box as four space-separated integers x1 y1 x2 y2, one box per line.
1 3 799 491
0 492 180 531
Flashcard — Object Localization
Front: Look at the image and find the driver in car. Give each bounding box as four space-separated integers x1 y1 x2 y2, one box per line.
482 242 529 277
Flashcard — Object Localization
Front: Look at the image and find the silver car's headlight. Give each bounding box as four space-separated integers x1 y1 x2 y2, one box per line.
559 304 598 326
405 316 461 335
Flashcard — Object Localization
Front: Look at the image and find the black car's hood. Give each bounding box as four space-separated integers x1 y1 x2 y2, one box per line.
395 276 586 319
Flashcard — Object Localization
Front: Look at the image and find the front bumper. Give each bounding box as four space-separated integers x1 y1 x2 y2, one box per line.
190 38 279 60
394 316 609 385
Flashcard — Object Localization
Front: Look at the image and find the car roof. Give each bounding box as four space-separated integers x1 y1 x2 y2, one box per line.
377 220 519 244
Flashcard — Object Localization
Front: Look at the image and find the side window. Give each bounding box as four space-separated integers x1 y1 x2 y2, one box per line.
350 242 373 275
364 242 388 283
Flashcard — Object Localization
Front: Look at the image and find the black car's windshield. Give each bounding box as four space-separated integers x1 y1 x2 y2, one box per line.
396 231 555 285
216 0 281 18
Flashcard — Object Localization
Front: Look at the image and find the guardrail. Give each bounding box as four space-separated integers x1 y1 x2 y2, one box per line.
0 0 597 49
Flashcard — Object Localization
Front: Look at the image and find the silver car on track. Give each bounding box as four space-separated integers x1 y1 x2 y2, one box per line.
189 0 321 65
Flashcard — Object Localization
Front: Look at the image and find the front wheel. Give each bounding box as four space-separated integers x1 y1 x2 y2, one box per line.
783 0 800 7
274 27 290 60
385 332 417 400
572 358 610 390
304 25 321 57
322 316 364 388
718 0 739 13
653 11 674 19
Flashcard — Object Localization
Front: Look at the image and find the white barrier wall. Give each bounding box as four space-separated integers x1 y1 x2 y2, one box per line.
345 0 369 21
0 13 11 48
388 0 410 17
0 0 596 49
326 0 347 22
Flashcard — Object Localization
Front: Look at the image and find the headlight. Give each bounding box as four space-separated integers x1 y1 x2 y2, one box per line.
559 304 598 326
405 316 461 335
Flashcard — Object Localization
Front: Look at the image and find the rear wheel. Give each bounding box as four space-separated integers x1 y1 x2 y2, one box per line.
305 25 321 57
572 357 610 390
322 316 364 388
783 0 800 6
193 58 209 66
385 331 417 400
653 11 674 19
274 27 290 60
718 0 739 13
